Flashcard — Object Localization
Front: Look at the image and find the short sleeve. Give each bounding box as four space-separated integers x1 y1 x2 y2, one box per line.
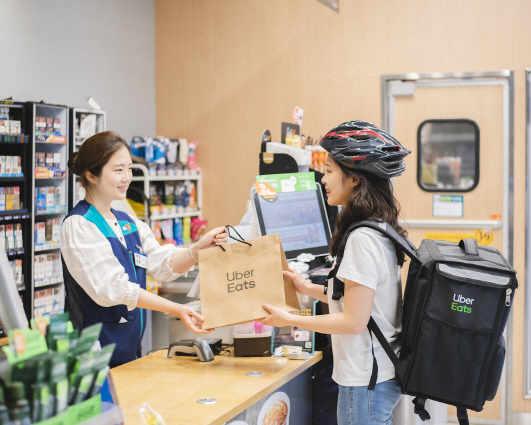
132 217 186 282
60 215 140 310
335 229 385 290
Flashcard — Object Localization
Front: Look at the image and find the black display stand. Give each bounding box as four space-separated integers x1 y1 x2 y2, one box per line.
0 101 32 332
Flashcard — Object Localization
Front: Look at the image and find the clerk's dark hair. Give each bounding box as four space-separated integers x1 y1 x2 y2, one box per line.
329 157 408 266
68 131 130 189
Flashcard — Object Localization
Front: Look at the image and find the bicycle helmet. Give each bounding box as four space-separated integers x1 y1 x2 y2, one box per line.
320 121 411 178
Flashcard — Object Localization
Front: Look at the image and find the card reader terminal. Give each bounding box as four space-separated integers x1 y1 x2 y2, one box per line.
167 337 214 362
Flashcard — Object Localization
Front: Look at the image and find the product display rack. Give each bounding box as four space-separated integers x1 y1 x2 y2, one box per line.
0 101 33 333
26 101 69 319
68 108 106 210
130 163 202 225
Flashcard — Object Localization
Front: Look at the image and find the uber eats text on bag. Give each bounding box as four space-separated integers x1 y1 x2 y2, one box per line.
199 228 300 329
327 221 517 425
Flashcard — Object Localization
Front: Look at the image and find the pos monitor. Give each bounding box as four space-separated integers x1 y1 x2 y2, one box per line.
250 183 332 260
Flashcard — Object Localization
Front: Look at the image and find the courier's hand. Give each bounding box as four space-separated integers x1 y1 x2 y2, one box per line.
195 226 229 250
258 304 291 328
283 268 310 295
174 304 214 334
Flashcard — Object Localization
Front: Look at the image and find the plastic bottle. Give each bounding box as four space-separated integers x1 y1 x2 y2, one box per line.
0 385 14 425
5 382 30 425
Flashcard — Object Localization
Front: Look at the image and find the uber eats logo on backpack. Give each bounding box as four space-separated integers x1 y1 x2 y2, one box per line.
451 294 474 313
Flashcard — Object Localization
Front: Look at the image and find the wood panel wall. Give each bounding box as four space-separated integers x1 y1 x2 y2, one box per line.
155 0 531 413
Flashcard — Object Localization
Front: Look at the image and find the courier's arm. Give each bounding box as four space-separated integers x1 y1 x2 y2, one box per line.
260 278 374 335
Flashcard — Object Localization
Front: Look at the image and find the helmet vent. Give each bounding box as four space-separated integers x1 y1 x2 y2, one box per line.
381 146 400 152
352 135 370 141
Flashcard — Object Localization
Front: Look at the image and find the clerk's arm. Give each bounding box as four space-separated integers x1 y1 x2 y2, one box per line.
260 278 374 335
135 217 228 277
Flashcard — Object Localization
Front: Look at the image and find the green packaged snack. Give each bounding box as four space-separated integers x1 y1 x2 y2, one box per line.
0 384 13 425
87 344 115 398
46 314 70 351
89 366 110 399
5 382 30 425
30 358 51 422
68 352 95 405
49 352 68 417
68 329 79 351
68 323 102 375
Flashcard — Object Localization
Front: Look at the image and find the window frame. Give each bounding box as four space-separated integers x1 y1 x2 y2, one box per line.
416 118 480 193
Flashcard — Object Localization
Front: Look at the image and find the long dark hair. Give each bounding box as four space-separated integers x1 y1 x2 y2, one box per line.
68 131 130 189
329 157 408 266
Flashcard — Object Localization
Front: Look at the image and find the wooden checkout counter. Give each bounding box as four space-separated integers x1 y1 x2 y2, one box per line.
111 348 322 425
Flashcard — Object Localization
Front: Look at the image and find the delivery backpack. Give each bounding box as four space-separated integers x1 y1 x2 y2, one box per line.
326 221 517 425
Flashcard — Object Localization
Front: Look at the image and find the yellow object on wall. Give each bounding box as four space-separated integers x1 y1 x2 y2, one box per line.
423 229 494 246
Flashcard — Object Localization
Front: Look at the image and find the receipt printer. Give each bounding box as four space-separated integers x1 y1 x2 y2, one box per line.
167 337 214 362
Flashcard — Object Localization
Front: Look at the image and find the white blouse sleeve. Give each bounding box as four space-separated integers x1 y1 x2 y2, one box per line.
132 216 186 282
60 215 140 310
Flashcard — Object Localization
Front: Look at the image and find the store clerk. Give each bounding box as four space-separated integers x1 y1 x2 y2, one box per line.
60 131 227 367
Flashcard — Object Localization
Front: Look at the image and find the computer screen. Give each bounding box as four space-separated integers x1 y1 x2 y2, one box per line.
251 184 331 260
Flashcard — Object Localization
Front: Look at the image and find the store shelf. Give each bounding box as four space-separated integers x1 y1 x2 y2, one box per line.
132 174 201 182
35 210 67 217
0 176 25 182
0 211 30 220
151 210 202 220
35 246 60 254
35 141 67 145
6 249 25 257
35 279 64 290
35 176 66 180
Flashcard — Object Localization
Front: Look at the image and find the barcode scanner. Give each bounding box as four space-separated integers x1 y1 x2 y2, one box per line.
167 336 214 362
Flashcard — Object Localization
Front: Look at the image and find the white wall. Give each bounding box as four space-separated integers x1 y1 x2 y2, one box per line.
0 0 155 142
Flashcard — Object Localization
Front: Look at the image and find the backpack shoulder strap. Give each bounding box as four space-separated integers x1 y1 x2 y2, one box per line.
326 221 420 301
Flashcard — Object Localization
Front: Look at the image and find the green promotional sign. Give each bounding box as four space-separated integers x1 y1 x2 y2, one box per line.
1 328 48 364
256 172 316 193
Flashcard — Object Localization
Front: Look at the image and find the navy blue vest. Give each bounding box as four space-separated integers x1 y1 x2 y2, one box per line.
62 200 147 367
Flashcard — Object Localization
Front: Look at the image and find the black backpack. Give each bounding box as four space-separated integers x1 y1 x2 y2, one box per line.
326 221 517 425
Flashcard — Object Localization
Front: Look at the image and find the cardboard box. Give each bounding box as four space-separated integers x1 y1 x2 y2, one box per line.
46 255 53 278
46 186 54 209
6 187 14 210
0 225 5 250
52 218 60 242
54 186 61 209
45 153 53 166
0 156 5 174
6 156 12 175
14 223 22 250
13 186 20 210
0 188 4 211
53 152 61 168
37 222 46 245
37 187 46 212
15 157 21 175
45 219 53 241
5 224 14 251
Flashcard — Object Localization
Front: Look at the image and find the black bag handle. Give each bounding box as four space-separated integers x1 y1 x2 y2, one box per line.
458 238 479 257
218 225 252 252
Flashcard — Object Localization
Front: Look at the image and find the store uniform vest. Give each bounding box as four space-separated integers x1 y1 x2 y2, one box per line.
62 200 147 368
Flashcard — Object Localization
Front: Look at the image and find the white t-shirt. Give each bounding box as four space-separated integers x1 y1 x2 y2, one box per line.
328 227 403 387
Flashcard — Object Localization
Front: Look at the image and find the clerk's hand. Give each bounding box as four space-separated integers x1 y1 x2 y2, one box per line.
283 268 310 295
258 304 291 328
195 226 229 250
174 305 214 334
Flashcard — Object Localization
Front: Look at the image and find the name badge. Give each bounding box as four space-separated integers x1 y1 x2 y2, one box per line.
134 252 148 269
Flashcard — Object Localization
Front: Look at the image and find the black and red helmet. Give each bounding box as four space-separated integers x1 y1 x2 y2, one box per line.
320 121 411 178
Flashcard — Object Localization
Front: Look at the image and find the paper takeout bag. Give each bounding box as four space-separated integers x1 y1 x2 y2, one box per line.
199 233 300 329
